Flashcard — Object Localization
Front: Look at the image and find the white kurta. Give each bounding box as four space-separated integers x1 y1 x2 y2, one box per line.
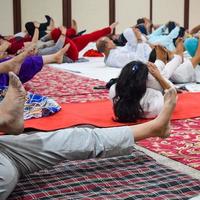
147 55 182 91
105 28 152 68
170 53 200 83
109 84 164 118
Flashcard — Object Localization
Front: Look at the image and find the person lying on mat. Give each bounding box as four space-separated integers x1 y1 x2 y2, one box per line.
42 22 119 62
147 21 185 51
0 43 70 86
0 23 40 55
96 24 185 69
0 71 177 200
98 23 200 85
109 17 151 47
109 59 177 121
149 35 200 84
96 26 152 68
25 15 55 39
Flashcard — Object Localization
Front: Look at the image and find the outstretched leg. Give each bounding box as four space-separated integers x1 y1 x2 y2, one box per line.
42 43 70 64
130 88 177 141
0 49 30 74
0 72 26 134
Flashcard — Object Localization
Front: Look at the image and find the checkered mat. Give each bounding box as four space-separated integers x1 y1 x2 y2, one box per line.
8 148 200 200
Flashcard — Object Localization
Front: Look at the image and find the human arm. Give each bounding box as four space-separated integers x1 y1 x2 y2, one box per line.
40 33 52 42
190 24 200 35
147 62 172 91
0 40 11 52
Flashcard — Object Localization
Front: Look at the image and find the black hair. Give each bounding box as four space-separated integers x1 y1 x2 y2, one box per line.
136 24 148 35
166 21 176 33
0 34 5 40
25 15 52 39
112 33 127 46
148 48 157 63
113 61 148 122
137 18 145 25
173 27 185 46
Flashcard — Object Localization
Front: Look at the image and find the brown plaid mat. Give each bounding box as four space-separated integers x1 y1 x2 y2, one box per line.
8 148 200 200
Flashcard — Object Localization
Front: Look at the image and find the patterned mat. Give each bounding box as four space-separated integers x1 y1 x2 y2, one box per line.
138 118 200 170
8 148 200 200
24 65 109 104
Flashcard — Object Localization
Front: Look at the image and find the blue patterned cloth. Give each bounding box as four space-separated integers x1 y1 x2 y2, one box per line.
0 86 61 120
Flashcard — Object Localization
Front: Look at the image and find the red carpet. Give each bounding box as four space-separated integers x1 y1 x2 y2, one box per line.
25 92 200 131
138 117 200 170
24 66 109 104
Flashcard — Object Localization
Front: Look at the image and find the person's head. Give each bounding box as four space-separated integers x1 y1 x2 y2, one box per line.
135 24 148 35
25 22 35 37
148 48 157 63
113 61 149 122
166 21 176 33
137 18 145 25
96 37 116 54
149 45 170 63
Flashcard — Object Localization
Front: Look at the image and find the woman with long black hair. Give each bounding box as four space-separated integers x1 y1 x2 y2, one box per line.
110 60 175 122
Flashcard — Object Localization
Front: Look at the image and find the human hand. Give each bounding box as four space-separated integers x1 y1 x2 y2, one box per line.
147 62 161 79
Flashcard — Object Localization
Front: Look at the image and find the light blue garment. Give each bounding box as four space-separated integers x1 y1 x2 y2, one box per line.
148 25 180 51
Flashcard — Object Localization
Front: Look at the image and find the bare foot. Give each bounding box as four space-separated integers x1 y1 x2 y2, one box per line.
110 22 119 33
72 19 78 33
59 26 67 35
34 21 40 29
54 43 71 64
0 72 26 134
153 87 177 138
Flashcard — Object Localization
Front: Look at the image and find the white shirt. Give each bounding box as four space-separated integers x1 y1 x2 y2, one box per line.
109 84 164 118
108 55 182 118
170 52 200 83
105 28 152 68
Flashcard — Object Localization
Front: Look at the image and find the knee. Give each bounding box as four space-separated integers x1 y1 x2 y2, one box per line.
0 154 19 200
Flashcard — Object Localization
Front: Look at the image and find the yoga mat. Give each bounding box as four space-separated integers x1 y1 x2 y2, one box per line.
9 149 200 200
25 92 200 131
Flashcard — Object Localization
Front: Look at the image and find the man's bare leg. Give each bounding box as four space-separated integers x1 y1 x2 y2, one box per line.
42 43 70 64
130 88 177 141
0 72 26 134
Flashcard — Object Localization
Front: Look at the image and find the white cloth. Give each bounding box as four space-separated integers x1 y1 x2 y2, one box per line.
171 58 200 83
109 84 164 118
105 28 152 68
108 55 182 118
147 55 182 91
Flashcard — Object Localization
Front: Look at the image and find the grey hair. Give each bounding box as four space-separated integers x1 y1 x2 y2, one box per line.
96 38 109 53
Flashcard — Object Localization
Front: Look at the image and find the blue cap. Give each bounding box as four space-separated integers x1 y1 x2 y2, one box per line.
184 37 199 57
